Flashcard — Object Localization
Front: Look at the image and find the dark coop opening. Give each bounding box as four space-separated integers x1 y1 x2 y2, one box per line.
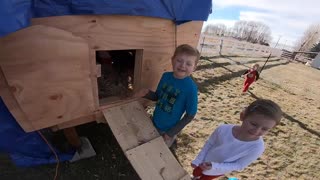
96 50 136 104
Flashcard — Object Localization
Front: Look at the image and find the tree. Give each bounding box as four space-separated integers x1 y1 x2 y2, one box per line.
204 24 227 36
294 24 320 52
203 20 272 45
232 20 272 45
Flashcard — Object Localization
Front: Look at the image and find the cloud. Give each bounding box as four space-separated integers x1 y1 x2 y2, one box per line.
214 0 319 17
203 19 237 29
238 11 301 44
210 0 320 47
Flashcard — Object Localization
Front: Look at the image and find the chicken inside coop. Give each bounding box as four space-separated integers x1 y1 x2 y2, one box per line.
96 50 135 102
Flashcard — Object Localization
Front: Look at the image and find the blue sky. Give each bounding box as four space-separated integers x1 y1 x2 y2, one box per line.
203 0 320 48
209 7 241 20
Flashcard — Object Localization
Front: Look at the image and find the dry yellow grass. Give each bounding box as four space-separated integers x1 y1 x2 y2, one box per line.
175 57 320 180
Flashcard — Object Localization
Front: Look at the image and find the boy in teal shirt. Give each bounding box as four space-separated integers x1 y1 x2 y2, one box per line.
136 44 199 146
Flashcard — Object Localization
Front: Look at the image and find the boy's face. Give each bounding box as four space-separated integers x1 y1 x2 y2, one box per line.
253 65 259 70
171 53 197 79
240 113 276 140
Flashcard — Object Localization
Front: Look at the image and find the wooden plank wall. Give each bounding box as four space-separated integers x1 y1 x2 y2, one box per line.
32 16 202 90
0 25 95 131
0 15 203 131
32 15 176 93
30 15 203 130
177 21 203 47
0 68 34 131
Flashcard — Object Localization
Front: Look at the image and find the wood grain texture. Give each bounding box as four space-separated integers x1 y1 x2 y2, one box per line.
51 111 104 131
177 21 203 48
96 64 101 78
63 127 82 148
102 101 159 151
0 67 34 132
133 49 143 92
126 137 190 180
89 49 99 110
0 16 203 131
32 15 178 91
0 25 95 131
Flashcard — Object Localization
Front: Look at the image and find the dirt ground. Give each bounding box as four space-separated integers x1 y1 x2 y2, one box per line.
0 123 140 180
2 56 319 180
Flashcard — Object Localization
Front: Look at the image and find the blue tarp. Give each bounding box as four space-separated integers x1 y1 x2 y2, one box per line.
0 98 74 166
0 0 212 37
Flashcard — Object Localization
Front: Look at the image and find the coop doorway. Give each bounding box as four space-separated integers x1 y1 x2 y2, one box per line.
96 49 143 105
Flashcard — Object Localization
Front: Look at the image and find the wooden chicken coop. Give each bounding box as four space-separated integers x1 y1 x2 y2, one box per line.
0 0 213 178
0 15 204 179
0 15 202 132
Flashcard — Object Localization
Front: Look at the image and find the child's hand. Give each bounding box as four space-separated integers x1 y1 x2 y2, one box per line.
191 163 197 169
162 133 172 145
133 89 149 98
199 162 212 170
162 133 172 141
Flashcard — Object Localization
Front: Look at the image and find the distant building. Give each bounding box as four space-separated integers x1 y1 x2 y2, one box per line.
311 53 320 69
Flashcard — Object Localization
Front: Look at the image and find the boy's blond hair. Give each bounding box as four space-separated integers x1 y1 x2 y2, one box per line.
244 99 283 125
173 44 200 66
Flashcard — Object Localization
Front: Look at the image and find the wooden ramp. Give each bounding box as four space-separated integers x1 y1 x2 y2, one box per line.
101 101 190 180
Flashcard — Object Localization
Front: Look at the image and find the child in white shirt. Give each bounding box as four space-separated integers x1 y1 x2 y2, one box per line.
192 99 282 179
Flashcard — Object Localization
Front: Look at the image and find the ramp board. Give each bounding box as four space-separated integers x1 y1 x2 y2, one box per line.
126 137 190 180
101 101 191 180
101 100 159 151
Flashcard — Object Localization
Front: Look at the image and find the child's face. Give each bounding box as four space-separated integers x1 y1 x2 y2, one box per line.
252 65 259 70
171 53 197 79
240 113 276 140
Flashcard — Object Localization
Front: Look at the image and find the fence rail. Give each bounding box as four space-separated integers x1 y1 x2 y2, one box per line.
198 34 283 58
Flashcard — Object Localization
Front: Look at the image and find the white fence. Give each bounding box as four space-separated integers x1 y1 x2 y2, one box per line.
197 34 283 58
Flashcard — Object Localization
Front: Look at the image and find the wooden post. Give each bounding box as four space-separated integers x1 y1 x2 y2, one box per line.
63 127 82 149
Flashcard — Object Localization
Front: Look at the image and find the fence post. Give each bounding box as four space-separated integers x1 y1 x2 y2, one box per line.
200 36 205 55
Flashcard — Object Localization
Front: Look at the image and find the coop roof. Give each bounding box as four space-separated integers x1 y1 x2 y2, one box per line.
0 0 212 38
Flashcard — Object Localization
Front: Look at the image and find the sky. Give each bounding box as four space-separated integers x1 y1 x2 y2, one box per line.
204 0 320 49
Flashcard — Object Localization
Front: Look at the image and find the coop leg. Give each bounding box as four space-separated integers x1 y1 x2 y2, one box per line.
64 127 97 163
63 127 82 149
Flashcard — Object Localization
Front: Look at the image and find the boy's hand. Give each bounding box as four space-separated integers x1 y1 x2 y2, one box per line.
191 163 197 169
162 133 172 141
199 162 212 170
162 133 172 145
133 89 149 98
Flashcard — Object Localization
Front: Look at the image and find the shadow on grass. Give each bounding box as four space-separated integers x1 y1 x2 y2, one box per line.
221 55 281 67
196 62 231 72
195 61 289 93
199 55 283 75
